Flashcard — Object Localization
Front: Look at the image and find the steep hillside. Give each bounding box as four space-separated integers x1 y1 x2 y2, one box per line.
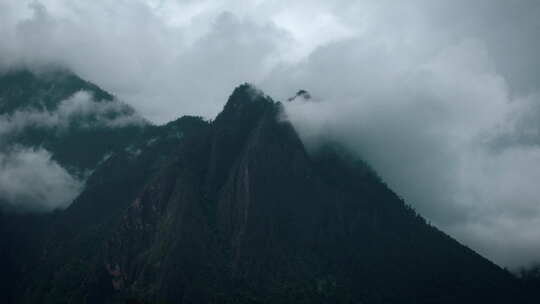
97 85 522 303
0 78 528 304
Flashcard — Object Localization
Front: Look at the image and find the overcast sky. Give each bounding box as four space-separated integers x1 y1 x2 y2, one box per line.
1 0 540 269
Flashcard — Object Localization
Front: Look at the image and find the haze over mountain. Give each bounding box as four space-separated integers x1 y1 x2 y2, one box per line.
0 69 535 303
0 69 146 212
1 1 540 303
1 0 540 269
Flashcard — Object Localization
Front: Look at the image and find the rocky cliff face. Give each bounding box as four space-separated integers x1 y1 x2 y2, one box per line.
0 75 527 304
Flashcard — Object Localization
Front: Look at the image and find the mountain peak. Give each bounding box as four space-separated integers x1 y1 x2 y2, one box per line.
0 77 528 304
287 89 311 102
0 68 113 114
222 83 268 110
214 83 274 126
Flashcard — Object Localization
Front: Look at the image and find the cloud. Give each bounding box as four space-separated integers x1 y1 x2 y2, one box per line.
1 0 540 268
0 0 357 122
0 90 146 138
0 90 145 211
0 147 83 212
280 37 540 268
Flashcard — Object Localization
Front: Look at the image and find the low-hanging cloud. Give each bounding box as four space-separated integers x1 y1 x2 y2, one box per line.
1 0 540 268
0 91 146 138
281 38 540 268
0 90 145 211
0 147 83 212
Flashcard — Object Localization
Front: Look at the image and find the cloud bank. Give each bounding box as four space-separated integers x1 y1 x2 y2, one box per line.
0 147 83 212
0 90 145 211
1 0 540 268
282 38 540 268
0 90 146 137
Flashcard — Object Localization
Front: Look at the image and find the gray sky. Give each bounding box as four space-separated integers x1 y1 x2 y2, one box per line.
1 0 540 269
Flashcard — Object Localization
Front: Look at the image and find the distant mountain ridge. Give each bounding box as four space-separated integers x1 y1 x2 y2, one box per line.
0 71 532 303
0 69 113 114
0 69 146 175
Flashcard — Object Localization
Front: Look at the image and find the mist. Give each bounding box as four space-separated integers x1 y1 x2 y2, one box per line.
0 90 146 211
0 147 83 212
281 38 540 268
1 0 539 268
0 91 146 136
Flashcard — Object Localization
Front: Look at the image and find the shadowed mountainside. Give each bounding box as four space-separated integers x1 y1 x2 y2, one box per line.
0 69 147 175
0 72 532 304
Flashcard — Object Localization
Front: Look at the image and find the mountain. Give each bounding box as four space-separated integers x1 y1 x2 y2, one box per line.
0 71 531 303
0 69 147 175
